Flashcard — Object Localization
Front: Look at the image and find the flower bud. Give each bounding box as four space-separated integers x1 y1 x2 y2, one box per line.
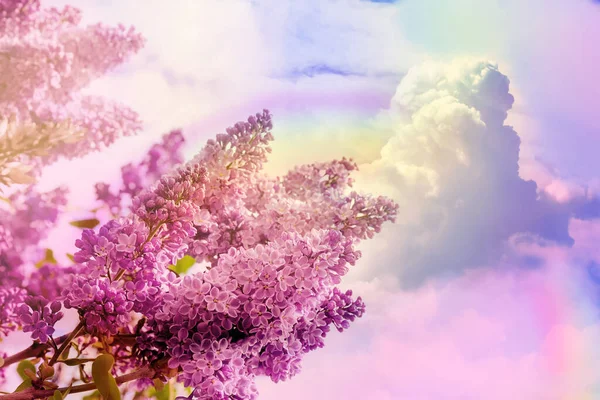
40 362 55 379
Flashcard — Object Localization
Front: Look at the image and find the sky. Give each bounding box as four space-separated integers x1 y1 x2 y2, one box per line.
25 0 600 398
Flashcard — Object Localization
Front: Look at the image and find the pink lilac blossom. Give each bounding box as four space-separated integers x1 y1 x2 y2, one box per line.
0 0 144 168
186 161 398 267
0 286 25 337
0 0 146 350
0 186 70 339
95 130 186 214
0 185 68 286
0 3 398 398
0 109 396 400
26 264 75 300
17 295 63 343
80 110 393 398
138 229 364 400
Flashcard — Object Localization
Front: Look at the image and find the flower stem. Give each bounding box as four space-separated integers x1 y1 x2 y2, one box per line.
0 331 73 369
49 321 85 366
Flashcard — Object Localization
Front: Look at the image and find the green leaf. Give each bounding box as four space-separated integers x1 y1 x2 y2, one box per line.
60 343 72 361
17 360 36 380
168 255 196 275
146 379 174 400
13 379 32 392
81 390 101 400
66 253 75 263
52 390 64 400
91 354 121 400
152 378 164 392
35 248 58 268
69 218 100 229
155 382 174 400
148 379 177 400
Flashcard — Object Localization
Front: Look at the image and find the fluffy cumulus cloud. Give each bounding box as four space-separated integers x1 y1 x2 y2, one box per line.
392 0 600 180
259 55 600 398
353 58 596 287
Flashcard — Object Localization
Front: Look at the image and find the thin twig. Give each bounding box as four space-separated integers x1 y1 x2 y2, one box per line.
49 322 84 366
0 365 155 400
1 332 71 369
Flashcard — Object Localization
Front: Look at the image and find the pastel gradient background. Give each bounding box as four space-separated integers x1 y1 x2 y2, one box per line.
10 0 600 398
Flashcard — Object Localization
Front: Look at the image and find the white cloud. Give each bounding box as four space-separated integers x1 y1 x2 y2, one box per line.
353 58 574 286
253 0 420 76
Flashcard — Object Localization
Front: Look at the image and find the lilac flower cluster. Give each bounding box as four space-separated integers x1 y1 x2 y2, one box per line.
187 161 397 268
254 288 365 382
64 278 133 335
137 228 361 399
17 296 63 343
170 128 396 272
0 108 397 400
27 264 76 300
95 130 185 214
0 287 25 337
1 186 68 259
0 186 68 339
0 0 145 165
63 219 163 335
